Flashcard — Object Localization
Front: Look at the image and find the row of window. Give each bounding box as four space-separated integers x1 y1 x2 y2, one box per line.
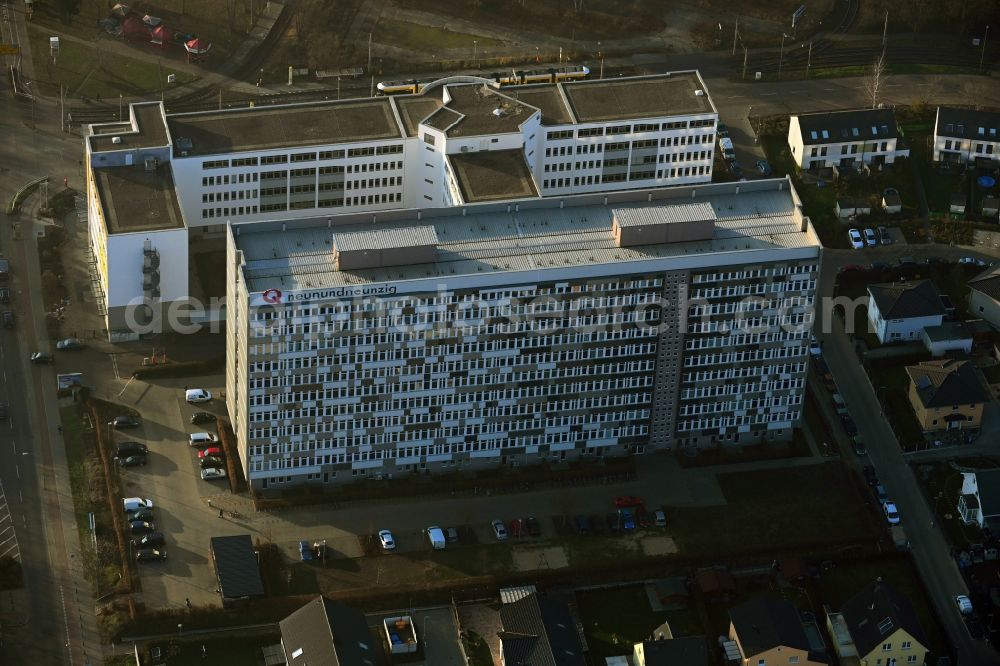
546 119 714 141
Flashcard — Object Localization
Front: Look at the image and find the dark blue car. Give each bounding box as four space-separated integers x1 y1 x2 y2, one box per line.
619 508 636 531
299 540 314 562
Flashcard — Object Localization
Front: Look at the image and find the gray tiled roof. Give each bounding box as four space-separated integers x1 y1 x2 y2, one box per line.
868 280 945 319
729 597 811 657
968 265 1000 301
840 581 928 656
795 108 899 145
974 469 1000 518
936 106 1000 140
499 593 585 666
279 596 376 666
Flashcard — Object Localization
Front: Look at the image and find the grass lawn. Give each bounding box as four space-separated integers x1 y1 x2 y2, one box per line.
670 462 877 556
374 18 507 51
908 131 968 216
809 557 950 661
808 63 980 79
867 363 926 450
577 585 703 660
139 633 282 665
463 630 495 666
28 25 197 99
983 365 1000 384
921 460 995 550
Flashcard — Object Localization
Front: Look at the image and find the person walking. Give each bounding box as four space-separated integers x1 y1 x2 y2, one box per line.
219 508 224 518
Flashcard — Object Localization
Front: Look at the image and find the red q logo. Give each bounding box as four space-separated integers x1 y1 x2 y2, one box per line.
262 289 283 304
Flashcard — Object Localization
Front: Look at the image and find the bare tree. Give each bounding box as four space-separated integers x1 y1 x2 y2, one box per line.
863 52 887 109
572 0 584 14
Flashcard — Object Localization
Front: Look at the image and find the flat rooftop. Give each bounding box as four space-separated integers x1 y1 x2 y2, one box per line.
95 165 185 234
563 72 714 123
437 84 537 138
89 103 169 152
165 98 402 157
504 85 574 125
236 178 816 293
393 96 444 137
448 149 539 203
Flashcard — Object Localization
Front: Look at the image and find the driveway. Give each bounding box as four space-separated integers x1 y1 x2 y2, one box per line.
817 247 998 665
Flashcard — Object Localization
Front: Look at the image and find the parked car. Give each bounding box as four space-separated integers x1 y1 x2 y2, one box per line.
606 513 622 534
869 261 891 271
131 532 164 548
965 615 985 640
755 159 772 176
877 225 892 245
30 351 53 364
55 337 84 350
135 548 167 562
445 527 460 544
199 456 225 469
573 514 591 536
117 455 147 467
508 519 523 538
619 508 636 531
116 442 148 458
654 510 667 527
525 516 541 537
728 160 743 177
189 432 218 447
185 388 212 403
863 465 879 487
848 228 865 249
126 507 154 522
128 520 156 534
863 228 877 246
2 311 14 329
636 505 652 528
109 415 139 429
717 122 730 138
808 337 822 358
875 484 889 503
840 415 858 437
614 495 644 509
200 467 227 481
492 519 508 541
197 447 222 459
122 497 153 512
882 501 901 525
378 529 396 551
299 540 314 562
898 256 916 266
190 412 215 425
0 287 9 304
955 595 974 616
852 437 867 457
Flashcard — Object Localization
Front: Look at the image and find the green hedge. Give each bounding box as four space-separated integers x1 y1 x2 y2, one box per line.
131 356 225 380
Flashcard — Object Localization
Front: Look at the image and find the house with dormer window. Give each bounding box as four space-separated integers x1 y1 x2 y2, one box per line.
933 106 1000 164
826 581 929 666
788 109 908 170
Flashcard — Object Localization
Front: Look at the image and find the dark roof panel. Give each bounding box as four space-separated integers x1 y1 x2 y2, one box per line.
280 596 377 666
868 280 945 319
905 359 990 408
639 636 711 666
840 581 928 656
936 106 1000 140
795 108 899 145
729 597 810 657
210 534 265 600
499 593 585 666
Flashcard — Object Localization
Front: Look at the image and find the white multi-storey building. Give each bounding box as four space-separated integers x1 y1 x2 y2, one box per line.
933 106 1000 163
787 108 908 170
84 72 719 338
226 179 822 492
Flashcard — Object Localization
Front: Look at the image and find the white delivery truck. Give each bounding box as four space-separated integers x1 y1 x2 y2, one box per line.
426 526 446 550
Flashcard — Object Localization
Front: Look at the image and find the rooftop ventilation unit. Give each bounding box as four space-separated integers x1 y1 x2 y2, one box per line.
112 136 122 145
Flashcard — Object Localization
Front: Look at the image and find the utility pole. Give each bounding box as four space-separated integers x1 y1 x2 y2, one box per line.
806 40 812 77
367 32 372 75
742 46 748 80
778 33 788 81
474 39 478 67
881 10 888 51
732 17 739 57
218 88 222 111
981 25 991 72
118 93 123 120
599 56 604 79
60 84 64 133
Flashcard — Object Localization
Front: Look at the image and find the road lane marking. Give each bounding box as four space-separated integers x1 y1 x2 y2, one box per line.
110 354 120 380
759 92 778 96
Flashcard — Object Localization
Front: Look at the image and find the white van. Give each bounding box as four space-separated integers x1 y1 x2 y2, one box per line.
718 137 736 160
122 497 153 513
189 432 219 447
426 526 446 550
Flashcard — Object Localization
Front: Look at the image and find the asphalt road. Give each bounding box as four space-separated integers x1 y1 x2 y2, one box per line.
816 243 1000 666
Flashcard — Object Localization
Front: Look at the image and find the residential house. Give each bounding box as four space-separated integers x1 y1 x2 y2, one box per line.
499 591 586 665
958 469 1000 529
728 597 829 666
983 196 1000 220
788 108 908 170
279 595 377 666
836 580 929 666
867 281 945 343
882 190 902 214
968 266 1000 331
905 359 990 432
921 321 973 356
836 198 872 219
634 635 710 666
933 106 1000 163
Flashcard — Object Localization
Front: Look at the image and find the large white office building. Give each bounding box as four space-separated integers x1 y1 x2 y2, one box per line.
84 71 719 338
226 179 822 492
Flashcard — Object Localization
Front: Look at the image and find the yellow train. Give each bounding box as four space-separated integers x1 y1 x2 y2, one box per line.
376 64 590 95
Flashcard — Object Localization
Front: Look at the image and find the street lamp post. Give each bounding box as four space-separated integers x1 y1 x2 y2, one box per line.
778 33 789 80
981 25 991 72
473 40 478 68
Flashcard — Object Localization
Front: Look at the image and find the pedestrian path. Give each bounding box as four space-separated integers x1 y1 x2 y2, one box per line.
0 479 20 563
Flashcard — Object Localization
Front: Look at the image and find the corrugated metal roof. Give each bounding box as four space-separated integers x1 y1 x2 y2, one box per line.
333 225 438 252
613 201 716 227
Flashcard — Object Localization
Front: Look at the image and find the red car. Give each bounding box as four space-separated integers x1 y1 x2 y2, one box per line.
197 447 222 459
614 495 644 509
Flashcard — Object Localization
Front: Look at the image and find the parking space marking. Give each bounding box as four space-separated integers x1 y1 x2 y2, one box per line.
109 354 120 380
0 479 21 562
